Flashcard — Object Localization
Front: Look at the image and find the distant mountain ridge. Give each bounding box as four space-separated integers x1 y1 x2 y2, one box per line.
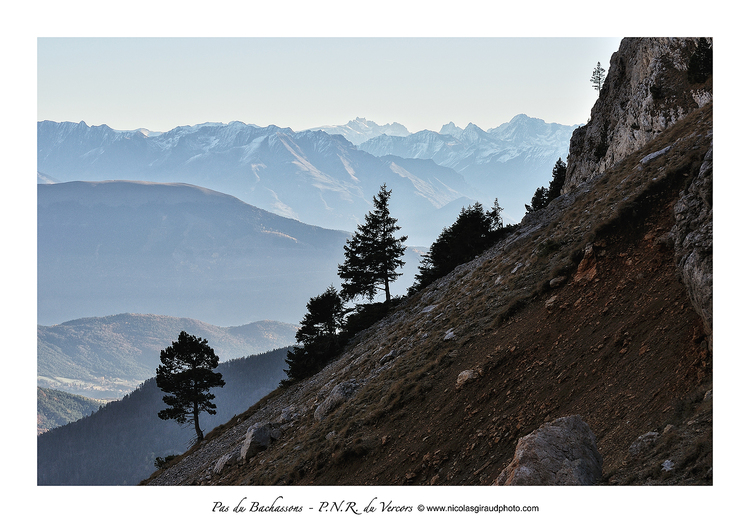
37 120 472 245
37 387 106 434
37 180 354 327
307 117 410 145
38 180 427 328
38 312 298 399
358 115 579 222
37 114 576 240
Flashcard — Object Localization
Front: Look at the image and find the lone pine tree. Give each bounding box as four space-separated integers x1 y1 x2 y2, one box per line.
591 61 606 95
155 331 225 442
338 184 407 308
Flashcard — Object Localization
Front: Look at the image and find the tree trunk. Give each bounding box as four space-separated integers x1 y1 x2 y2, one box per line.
193 403 203 441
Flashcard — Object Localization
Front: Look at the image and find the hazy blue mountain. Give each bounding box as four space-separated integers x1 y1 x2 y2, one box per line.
307 117 410 145
38 312 298 399
38 180 425 328
38 348 290 485
359 114 579 222
38 180 353 327
37 171 60 184
37 120 471 245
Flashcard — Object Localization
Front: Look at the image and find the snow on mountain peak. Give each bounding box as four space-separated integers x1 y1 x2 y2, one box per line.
439 122 462 135
308 118 410 146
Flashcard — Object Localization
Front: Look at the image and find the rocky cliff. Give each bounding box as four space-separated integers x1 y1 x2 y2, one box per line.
141 37 712 487
566 37 713 349
566 37 712 189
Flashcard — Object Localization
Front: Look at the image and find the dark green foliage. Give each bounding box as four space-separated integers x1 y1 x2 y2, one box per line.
156 331 225 442
547 158 567 201
525 187 550 213
342 300 397 339
338 184 407 308
591 61 606 94
410 201 509 294
688 38 712 84
283 286 346 384
525 158 568 213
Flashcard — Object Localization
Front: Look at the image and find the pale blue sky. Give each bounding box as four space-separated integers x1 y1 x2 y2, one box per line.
38 37 622 133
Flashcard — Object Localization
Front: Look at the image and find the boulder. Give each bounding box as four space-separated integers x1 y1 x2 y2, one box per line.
314 379 359 421
493 415 602 485
240 422 281 461
545 295 559 310
573 244 597 284
549 276 567 288
277 405 302 424
214 446 241 475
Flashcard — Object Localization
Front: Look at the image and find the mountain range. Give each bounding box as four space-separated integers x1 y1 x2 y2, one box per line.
37 387 106 435
358 115 578 221
37 120 471 246
37 114 575 241
38 312 298 399
307 117 411 145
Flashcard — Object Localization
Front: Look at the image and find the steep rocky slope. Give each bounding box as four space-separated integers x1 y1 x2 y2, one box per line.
142 38 712 487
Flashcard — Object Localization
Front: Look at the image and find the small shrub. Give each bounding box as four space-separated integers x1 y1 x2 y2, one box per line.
154 455 179 470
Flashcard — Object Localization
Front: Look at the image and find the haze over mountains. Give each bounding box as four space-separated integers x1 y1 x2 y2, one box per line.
307 117 410 145
38 312 298 399
37 114 576 240
38 347 291 485
358 114 578 220
37 180 426 327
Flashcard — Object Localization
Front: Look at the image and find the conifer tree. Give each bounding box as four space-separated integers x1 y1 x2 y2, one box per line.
338 184 407 308
525 186 549 213
283 286 345 384
547 158 567 201
410 201 507 294
591 61 606 95
155 331 225 442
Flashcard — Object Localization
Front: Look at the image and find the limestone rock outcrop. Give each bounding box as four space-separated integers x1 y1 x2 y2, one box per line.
670 144 713 349
565 37 712 191
314 379 359 421
564 37 713 350
493 415 602 485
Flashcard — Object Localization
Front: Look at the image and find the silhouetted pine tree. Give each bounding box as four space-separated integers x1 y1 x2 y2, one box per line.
283 286 346 384
547 158 567 201
338 184 407 308
410 201 509 294
155 331 225 442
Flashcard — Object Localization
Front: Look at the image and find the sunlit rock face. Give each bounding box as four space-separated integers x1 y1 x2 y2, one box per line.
565 37 712 191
